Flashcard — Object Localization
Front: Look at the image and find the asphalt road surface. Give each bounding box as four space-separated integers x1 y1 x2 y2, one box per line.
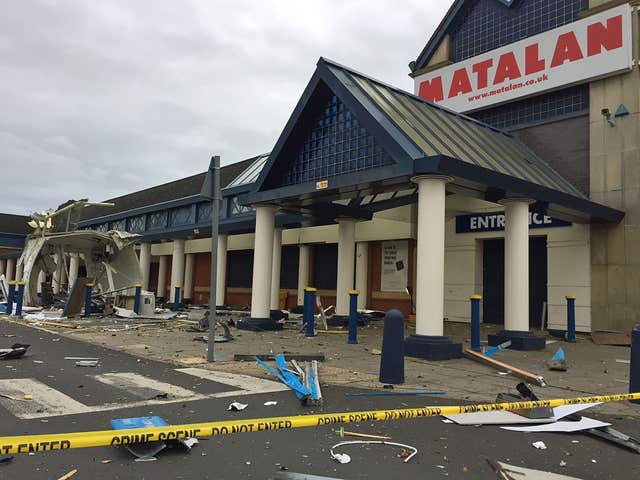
0 322 639 479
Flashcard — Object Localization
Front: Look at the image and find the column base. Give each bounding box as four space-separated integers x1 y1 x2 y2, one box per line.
236 317 284 331
327 314 367 327
404 334 463 360
488 330 546 351
270 309 289 322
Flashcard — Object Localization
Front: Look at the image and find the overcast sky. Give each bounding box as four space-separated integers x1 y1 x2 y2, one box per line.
1 0 448 215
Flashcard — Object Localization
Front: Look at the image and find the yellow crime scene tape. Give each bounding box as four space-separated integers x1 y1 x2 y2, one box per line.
1 392 638 455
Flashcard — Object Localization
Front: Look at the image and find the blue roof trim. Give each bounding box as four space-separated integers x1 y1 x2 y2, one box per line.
0 232 26 249
414 156 624 223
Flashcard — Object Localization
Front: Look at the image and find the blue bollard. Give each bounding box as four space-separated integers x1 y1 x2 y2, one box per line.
173 285 181 311
304 287 316 337
14 282 25 317
348 290 359 344
6 281 16 315
133 284 142 314
470 294 482 352
631 324 640 404
566 295 576 343
84 283 94 317
379 309 405 384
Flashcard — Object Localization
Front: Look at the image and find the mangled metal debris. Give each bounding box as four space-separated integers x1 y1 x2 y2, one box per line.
17 200 142 307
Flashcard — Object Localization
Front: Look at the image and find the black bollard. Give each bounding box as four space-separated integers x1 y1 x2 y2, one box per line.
379 309 405 384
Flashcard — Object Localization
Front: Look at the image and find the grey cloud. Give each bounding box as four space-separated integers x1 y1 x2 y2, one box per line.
1 0 446 214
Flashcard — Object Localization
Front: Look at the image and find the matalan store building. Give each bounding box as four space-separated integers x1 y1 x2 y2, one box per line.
74 0 638 360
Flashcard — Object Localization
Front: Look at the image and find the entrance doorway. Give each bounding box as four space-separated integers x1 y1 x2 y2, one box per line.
482 237 547 328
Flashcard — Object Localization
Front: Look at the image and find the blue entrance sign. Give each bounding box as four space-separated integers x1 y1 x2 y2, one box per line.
456 212 571 234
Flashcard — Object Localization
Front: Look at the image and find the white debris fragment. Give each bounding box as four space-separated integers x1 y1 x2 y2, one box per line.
332 452 351 464
263 401 278 406
559 460 567 467
227 402 248 411
532 441 547 450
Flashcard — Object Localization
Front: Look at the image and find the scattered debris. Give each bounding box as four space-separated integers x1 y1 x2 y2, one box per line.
532 441 547 450
0 343 30 360
330 441 417 464
263 401 278 406
591 331 630 346
502 416 610 433
303 360 323 406
111 416 196 460
615 359 630 364
115 307 178 321
101 459 112 464
0 393 33 401
272 472 345 480
75 360 99 367
484 340 511 357
370 348 382 355
57 469 78 480
548 347 567 371
464 349 546 386
444 402 600 425
65 357 99 361
235 353 325 362
335 427 391 440
228 402 248 411
487 460 583 479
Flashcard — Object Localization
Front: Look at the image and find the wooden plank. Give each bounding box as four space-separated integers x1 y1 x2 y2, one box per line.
234 353 325 362
62 277 93 317
464 349 546 387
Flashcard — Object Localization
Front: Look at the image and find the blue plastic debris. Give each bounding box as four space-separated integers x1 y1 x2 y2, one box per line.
548 347 567 371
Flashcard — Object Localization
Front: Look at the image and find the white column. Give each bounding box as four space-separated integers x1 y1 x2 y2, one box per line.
37 270 45 294
270 228 283 310
139 243 152 291
503 199 532 331
183 253 195 301
336 219 356 316
250 205 276 318
15 261 23 282
157 255 168 299
68 253 80 287
216 234 228 306
0 259 5 277
297 245 310 306
52 254 62 294
355 242 368 310
413 175 450 336
5 258 15 283
170 239 186 302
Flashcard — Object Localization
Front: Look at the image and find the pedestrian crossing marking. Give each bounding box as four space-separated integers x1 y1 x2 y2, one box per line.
92 372 197 400
0 369 288 419
176 368 289 396
0 378 92 418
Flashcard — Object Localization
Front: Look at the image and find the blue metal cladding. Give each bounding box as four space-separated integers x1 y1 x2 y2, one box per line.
197 202 212 222
170 205 194 226
280 95 392 187
470 84 589 129
147 211 168 230
450 0 589 63
109 219 126 231
127 214 146 233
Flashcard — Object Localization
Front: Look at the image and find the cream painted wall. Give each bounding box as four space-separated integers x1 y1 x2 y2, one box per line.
444 220 592 331
149 205 417 257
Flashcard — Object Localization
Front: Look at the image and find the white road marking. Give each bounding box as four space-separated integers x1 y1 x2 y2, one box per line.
0 369 288 419
92 372 197 400
0 378 92 418
176 368 288 396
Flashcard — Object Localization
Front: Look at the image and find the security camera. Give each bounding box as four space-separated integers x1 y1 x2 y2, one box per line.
601 108 615 127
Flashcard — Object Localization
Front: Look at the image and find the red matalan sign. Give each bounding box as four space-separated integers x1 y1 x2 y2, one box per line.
413 4 632 113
